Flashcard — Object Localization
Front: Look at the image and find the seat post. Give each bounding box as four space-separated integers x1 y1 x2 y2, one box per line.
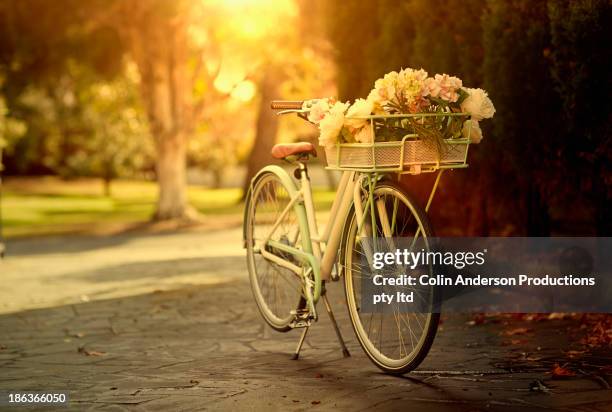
298 160 322 261
295 161 309 180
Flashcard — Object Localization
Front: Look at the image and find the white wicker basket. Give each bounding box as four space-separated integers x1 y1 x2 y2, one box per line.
324 138 469 173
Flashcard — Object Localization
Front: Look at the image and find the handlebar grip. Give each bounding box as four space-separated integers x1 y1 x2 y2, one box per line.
270 100 304 110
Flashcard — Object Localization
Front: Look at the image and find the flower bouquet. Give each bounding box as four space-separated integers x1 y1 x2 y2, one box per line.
304 68 495 172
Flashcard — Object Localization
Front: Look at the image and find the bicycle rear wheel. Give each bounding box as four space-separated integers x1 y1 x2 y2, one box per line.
342 181 439 374
245 172 305 332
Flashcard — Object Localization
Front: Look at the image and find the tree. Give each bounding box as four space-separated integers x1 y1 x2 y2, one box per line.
1 0 212 220
547 0 612 235
482 0 561 235
78 70 154 196
325 0 609 235
101 1 203 219
0 94 26 172
234 0 334 193
325 1 380 101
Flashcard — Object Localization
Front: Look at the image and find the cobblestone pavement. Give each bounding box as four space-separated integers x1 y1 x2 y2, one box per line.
0 230 611 411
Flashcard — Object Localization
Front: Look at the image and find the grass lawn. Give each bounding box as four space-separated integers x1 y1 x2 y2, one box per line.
0 177 335 238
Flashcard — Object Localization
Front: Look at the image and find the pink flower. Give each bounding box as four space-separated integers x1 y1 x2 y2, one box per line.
423 74 463 103
306 99 331 124
423 77 441 98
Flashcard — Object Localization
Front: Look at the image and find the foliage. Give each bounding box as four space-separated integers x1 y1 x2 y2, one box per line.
76 66 154 185
324 1 380 100
0 94 27 171
1 60 153 186
325 0 611 235
547 0 612 235
403 0 485 87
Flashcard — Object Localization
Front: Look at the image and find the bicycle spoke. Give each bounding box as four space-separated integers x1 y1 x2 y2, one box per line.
247 174 306 330
344 182 438 373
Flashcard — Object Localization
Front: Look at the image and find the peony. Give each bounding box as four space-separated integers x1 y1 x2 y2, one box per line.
460 88 496 120
318 101 349 147
373 70 399 103
344 98 374 129
367 89 387 114
423 77 441 98
423 74 462 102
354 125 374 143
368 68 428 112
462 119 483 143
305 98 330 124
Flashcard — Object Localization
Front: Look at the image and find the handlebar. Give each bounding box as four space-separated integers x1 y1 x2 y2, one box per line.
270 100 304 110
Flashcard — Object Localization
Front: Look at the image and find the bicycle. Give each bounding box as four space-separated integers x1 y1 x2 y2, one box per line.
243 99 471 374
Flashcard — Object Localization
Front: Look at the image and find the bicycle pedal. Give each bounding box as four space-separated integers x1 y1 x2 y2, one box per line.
289 309 313 329
290 319 311 329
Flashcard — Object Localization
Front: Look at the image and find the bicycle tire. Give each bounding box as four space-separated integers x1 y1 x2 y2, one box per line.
342 180 439 374
245 171 306 332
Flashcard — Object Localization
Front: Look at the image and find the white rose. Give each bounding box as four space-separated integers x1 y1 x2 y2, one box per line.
462 119 483 143
344 98 373 129
329 100 349 115
354 125 374 143
318 101 348 147
460 88 495 120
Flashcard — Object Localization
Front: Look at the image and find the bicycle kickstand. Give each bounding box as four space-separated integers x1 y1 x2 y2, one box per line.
322 290 350 358
291 326 309 360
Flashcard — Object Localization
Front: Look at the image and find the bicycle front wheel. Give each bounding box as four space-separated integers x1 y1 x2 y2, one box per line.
245 172 305 332
343 181 439 374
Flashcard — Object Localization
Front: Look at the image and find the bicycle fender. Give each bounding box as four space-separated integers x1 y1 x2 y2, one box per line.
242 165 321 302
242 165 299 248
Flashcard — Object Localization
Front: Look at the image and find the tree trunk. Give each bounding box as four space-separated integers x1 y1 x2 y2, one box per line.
155 133 188 219
102 176 111 197
242 67 281 196
115 3 195 220
211 168 222 189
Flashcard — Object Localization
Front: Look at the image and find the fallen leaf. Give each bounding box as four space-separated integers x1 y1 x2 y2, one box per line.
564 350 586 358
503 327 532 336
314 373 323 378
467 314 486 326
551 363 576 378
78 346 106 356
311 401 321 405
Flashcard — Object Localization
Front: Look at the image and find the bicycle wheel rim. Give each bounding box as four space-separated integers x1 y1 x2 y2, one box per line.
246 173 304 330
344 184 438 373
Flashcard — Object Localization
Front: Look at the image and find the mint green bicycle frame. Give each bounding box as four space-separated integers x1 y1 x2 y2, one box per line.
246 164 445 313
245 111 464 316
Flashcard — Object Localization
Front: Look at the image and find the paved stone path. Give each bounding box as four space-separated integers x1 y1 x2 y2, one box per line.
0 230 611 411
